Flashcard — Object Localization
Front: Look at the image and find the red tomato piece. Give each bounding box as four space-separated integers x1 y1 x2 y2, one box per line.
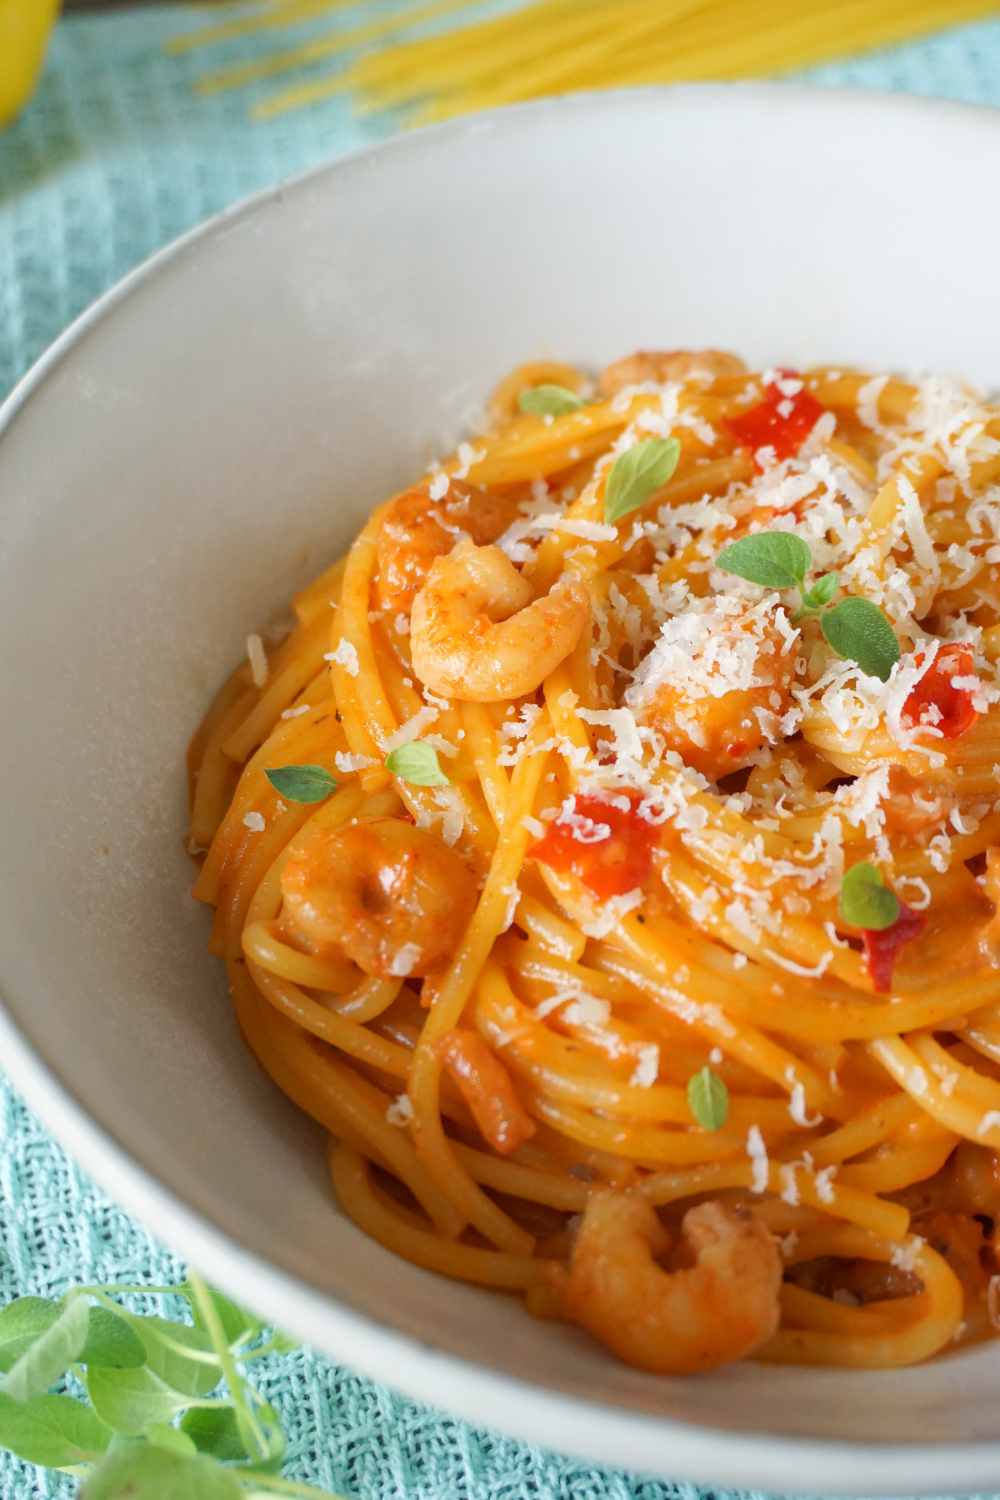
529 792 657 899
862 902 927 993
726 369 825 470
902 644 979 740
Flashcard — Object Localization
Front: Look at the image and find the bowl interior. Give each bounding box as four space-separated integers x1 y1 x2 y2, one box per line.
2 85 1000 1494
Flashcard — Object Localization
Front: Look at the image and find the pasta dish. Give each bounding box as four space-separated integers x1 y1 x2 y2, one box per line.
189 349 1000 1373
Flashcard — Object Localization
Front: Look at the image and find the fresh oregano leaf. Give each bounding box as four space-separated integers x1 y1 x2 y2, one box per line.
385 741 449 787
180 1404 249 1462
1 1294 90 1402
0 1299 61 1375
81 1440 244 1500
798 570 839 613
604 437 681 524
839 862 900 932
686 1066 729 1131
181 1400 285 1470
716 531 811 590
0 1299 145 1377
264 765 337 805
0 1392 112 1467
820 597 900 681
81 1308 147 1371
517 384 583 418
87 1365 191 1435
146 1422 199 1457
0 1299 144 1377
186 1286 261 1350
131 1318 221 1399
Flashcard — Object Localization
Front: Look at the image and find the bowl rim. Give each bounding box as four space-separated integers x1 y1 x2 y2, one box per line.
4 81 1000 1496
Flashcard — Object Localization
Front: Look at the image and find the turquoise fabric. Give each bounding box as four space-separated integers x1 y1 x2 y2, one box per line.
3 9 1000 1496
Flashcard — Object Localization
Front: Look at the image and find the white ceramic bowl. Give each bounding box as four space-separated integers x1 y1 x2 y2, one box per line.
2 85 1000 1496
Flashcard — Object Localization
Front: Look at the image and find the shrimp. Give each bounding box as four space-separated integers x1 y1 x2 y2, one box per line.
557 1192 781 1374
375 482 521 613
410 539 589 702
280 817 476 977
625 595 799 781
437 1028 536 1154
599 349 745 398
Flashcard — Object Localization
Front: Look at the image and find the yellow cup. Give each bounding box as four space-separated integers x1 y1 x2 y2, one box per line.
1 0 60 128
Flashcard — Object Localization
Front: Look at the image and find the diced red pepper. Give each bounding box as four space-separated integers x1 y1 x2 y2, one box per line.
902 643 979 740
726 369 825 471
529 792 657 899
862 902 927 993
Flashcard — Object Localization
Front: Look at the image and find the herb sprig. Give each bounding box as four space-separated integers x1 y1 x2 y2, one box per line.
839 861 900 931
716 530 900 681
517 384 583 418
0 1275 344 1499
686 1066 729 1132
604 438 681 524
385 741 449 787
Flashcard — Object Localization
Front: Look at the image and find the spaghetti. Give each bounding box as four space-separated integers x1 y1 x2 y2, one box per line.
190 348 1000 1372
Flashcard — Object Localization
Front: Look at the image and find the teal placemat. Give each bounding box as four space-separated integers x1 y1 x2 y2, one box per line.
4 10 1000 1497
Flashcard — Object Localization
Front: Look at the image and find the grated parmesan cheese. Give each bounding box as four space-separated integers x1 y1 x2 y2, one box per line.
326 638 360 677
388 943 421 978
629 1043 660 1089
386 1094 414 1127
246 633 268 688
746 1125 769 1194
243 811 265 833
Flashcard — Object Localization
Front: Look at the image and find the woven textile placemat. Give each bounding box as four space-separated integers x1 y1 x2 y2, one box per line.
4 10 1000 1497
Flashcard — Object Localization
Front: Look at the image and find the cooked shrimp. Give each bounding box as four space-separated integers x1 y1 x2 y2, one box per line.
898 1140 1000 1218
375 482 521 613
437 1028 536 1154
280 817 475 977
557 1191 781 1374
599 349 745 398
883 768 956 839
625 594 799 780
911 1212 994 1338
410 539 589 702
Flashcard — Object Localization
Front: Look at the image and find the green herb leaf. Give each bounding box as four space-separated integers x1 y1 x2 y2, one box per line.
604 437 681 524
1 1294 90 1402
180 1404 249 1462
181 1401 285 1470
716 531 811 590
0 1299 146 1376
686 1066 729 1132
0 1299 60 1375
82 1309 148 1371
146 1422 199 1457
132 1318 220 1398
518 384 583 418
0 1392 112 1467
87 1366 190 1435
82 1440 244 1500
799 571 839 612
820 597 900 681
186 1286 261 1351
385 741 449 787
839 862 900 932
265 765 337 805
